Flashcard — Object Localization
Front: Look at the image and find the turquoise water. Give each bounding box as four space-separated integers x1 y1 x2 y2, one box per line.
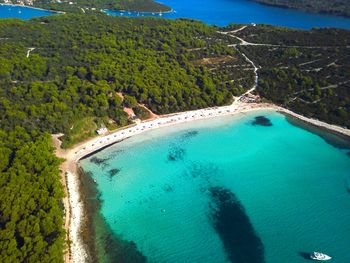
80 110 350 263
105 0 350 29
0 5 55 19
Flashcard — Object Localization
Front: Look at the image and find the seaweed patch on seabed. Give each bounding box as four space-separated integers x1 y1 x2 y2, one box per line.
188 162 219 182
208 187 265 263
90 156 112 170
107 168 121 180
180 130 199 141
101 232 146 263
162 184 174 193
252 116 273 127
90 150 123 166
167 131 198 161
90 156 110 165
167 145 186 161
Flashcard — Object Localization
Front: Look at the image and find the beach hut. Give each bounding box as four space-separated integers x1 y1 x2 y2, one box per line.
96 126 108 135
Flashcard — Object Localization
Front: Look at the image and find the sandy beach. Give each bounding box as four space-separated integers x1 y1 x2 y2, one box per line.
53 101 350 263
103 8 174 15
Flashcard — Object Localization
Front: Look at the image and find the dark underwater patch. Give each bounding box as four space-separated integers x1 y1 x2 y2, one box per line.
101 233 146 263
84 171 94 177
180 130 199 141
188 162 219 182
162 184 174 193
167 146 186 161
209 187 265 263
346 177 350 193
90 156 110 165
347 151 350 158
252 116 273 127
90 156 111 170
90 150 123 166
167 130 198 161
108 168 121 179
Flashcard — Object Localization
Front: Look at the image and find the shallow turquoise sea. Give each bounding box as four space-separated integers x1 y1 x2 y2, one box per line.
80 110 350 263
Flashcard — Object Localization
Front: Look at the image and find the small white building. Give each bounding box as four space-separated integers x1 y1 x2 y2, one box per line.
96 127 108 135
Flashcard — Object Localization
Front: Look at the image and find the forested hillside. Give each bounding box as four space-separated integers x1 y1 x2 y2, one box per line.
229 25 350 127
253 0 350 18
0 15 250 134
0 14 252 262
32 0 171 13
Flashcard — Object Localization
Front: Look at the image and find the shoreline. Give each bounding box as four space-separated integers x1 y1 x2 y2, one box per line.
0 3 65 14
53 101 350 263
103 8 174 15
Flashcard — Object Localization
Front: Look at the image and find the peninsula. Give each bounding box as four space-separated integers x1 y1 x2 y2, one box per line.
0 0 171 13
253 0 350 18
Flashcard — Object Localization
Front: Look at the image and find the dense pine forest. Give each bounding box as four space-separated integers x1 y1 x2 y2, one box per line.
0 13 350 262
253 0 350 18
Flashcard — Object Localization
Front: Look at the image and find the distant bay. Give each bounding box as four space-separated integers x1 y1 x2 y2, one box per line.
0 4 56 19
80 110 350 263
105 0 350 29
2 0 350 29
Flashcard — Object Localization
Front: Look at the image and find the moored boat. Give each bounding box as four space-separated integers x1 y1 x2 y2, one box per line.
310 252 332 261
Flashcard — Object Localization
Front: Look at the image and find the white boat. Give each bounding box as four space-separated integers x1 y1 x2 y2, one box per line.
310 252 332 261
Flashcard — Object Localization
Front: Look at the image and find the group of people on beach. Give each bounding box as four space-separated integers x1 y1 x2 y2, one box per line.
73 103 254 160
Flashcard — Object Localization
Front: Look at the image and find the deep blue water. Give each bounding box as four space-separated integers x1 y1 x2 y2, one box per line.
81 111 350 263
105 0 350 29
0 4 55 19
2 0 350 29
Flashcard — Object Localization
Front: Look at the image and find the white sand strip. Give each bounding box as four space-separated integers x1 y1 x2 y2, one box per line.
66 171 88 263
